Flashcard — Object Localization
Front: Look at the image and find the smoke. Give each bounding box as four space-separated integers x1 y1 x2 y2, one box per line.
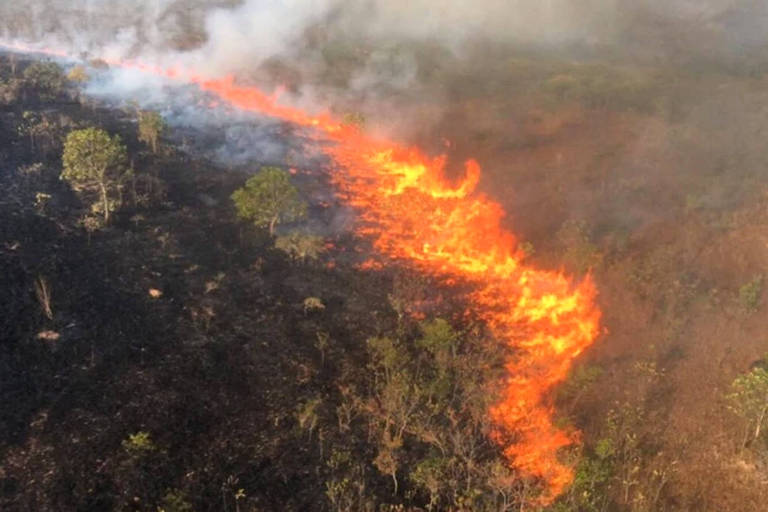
4 0 768 76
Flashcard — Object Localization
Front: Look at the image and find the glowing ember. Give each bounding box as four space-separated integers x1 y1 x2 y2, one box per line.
1 43 601 501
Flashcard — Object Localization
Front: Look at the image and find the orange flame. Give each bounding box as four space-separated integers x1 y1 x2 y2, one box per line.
2 44 601 501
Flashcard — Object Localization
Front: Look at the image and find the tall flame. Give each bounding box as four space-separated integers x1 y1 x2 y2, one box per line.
2 43 601 501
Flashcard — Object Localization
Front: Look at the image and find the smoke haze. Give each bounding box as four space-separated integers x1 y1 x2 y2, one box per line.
4 1 768 76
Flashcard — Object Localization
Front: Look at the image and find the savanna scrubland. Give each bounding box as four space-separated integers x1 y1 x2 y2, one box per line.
3 2 768 511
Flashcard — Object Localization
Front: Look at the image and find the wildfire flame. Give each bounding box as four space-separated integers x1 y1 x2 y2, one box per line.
193 76 601 502
195 75 602 502
2 42 601 502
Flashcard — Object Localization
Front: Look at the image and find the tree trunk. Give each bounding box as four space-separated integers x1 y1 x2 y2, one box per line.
100 182 110 224
131 172 137 206
269 215 278 236
153 167 161 202
755 407 767 442
116 181 124 209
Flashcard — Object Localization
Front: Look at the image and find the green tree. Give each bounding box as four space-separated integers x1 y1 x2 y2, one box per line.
0 77 21 105
62 128 127 224
67 65 89 84
231 167 307 236
547 448 613 512
557 220 602 275
122 431 156 456
342 111 366 128
275 231 326 262
18 111 59 153
728 365 768 447
358 320 518 510
158 489 193 512
739 274 763 313
138 110 165 153
23 61 65 102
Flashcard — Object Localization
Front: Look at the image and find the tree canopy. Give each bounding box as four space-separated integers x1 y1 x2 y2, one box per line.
67 65 89 84
62 127 127 223
138 110 165 154
231 167 307 235
728 365 768 446
23 61 65 102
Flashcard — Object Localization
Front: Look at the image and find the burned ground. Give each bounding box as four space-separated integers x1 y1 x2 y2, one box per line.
0 57 400 510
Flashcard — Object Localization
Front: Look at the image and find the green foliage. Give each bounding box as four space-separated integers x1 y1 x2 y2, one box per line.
574 455 613 508
628 247 704 329
138 110 165 153
604 404 646 506
23 61 65 102
157 489 193 512
558 365 603 402
415 318 459 377
547 452 613 512
62 128 126 184
727 365 768 445
557 220 602 274
550 403 652 512
275 231 326 262
540 65 665 113
34 192 52 212
520 241 535 258
409 455 450 508
739 274 763 313
342 111 366 128
366 336 407 378
231 167 307 235
0 77 22 105
324 448 368 511
359 320 516 509
122 431 156 455
18 111 59 153
594 438 616 460
67 65 89 84
296 396 323 439
79 214 105 244
303 296 326 313
61 127 127 223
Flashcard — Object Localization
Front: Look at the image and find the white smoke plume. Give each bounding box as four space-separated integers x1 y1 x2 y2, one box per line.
3 0 768 76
